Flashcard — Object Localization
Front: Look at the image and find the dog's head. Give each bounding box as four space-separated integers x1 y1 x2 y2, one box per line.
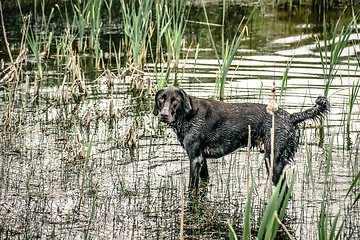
153 86 192 124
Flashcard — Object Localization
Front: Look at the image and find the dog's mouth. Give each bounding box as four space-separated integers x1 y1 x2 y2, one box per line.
159 115 173 124
159 117 168 123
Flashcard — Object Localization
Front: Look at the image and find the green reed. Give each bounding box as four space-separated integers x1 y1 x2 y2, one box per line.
240 174 295 239
316 132 360 239
121 0 153 70
26 28 42 78
155 55 171 89
71 0 104 69
71 0 90 53
104 0 113 24
242 181 253 240
258 174 294 240
21 0 54 79
202 0 260 100
154 0 170 61
153 0 171 89
113 41 122 75
305 142 316 196
90 0 103 69
347 79 360 128
318 133 345 239
278 56 292 104
317 7 358 98
164 0 191 85
55 33 67 70
41 1 54 56
318 132 334 240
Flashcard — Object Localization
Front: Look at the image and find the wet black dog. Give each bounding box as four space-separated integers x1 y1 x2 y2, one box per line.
153 86 330 192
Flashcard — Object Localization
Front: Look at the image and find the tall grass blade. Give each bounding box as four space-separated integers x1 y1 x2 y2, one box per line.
306 143 316 196
164 0 192 85
318 132 334 240
193 43 200 73
27 28 43 79
329 211 340 240
121 0 153 70
317 8 358 98
243 181 253 240
347 79 360 127
228 219 238 240
256 174 295 240
345 169 360 201
202 0 260 99
279 33 303 102
84 134 94 169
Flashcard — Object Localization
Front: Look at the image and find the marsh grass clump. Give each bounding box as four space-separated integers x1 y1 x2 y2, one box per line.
23 1 55 79
316 7 359 98
317 133 360 239
163 0 191 86
121 0 153 71
202 0 260 100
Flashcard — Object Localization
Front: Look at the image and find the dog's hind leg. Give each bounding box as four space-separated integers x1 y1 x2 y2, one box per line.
263 139 288 187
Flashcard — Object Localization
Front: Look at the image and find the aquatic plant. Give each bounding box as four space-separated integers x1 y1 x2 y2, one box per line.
71 0 90 53
151 0 192 88
202 0 260 100
90 0 104 69
23 1 54 79
317 132 360 240
153 0 171 89
164 0 191 85
347 78 360 129
155 55 171 89
242 181 253 240
241 172 294 239
305 142 316 196
27 28 43 79
257 175 294 240
121 0 153 70
316 7 358 98
71 0 104 68
113 41 122 75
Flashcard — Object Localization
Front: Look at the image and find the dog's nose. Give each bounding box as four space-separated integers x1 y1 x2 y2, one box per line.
160 113 168 119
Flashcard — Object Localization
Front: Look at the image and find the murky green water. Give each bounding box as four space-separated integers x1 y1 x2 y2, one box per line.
1 1 359 239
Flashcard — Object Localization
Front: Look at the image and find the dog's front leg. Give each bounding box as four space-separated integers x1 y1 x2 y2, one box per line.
189 154 206 192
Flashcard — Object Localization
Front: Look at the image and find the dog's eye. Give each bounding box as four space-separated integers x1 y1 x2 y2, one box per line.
159 97 165 103
172 99 178 104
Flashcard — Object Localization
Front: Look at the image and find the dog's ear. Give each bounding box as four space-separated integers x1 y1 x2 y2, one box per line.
178 88 192 113
153 89 164 116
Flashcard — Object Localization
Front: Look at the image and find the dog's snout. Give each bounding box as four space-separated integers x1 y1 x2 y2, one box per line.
159 108 172 123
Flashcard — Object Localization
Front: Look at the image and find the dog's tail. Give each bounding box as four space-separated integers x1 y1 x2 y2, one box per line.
290 96 330 125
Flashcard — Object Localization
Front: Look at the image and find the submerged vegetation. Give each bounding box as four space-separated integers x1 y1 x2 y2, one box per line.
0 0 360 239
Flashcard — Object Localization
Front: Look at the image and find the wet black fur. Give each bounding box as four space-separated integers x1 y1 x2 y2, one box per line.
153 86 330 191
